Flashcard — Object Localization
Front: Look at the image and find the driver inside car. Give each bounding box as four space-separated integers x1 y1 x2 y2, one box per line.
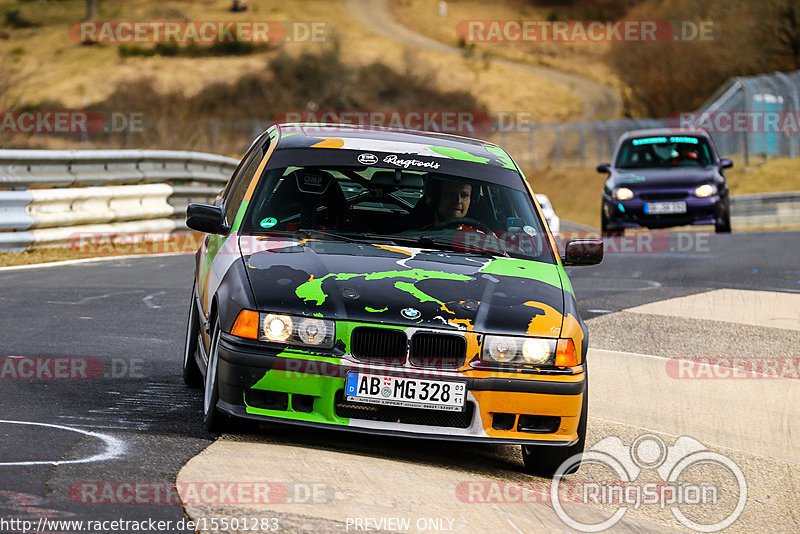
412 176 490 233
437 181 472 223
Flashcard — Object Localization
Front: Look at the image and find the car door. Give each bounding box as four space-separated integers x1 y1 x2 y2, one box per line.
196 132 272 352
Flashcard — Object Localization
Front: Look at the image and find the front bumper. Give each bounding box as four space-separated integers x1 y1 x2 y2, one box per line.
215 334 586 446
604 195 722 229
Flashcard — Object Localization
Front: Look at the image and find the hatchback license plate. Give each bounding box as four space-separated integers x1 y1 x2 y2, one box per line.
645 201 687 215
345 372 466 412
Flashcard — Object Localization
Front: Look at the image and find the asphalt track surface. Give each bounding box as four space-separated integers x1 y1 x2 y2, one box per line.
0 229 798 533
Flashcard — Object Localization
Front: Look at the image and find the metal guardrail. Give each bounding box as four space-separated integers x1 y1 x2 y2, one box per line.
0 150 238 252
731 191 800 229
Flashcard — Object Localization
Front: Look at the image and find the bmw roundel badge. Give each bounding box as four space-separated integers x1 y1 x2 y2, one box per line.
401 307 421 320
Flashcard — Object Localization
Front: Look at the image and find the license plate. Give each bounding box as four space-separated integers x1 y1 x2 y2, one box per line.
345 372 466 412
645 201 687 215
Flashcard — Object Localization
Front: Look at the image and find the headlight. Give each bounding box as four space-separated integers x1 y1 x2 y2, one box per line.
259 313 335 348
694 184 717 198
614 187 634 201
296 318 328 345
262 314 293 342
482 335 556 366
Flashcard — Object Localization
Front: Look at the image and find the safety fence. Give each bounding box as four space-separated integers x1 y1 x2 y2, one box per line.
0 150 237 251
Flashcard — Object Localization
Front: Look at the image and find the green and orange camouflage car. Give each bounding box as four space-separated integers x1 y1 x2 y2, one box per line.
183 123 602 475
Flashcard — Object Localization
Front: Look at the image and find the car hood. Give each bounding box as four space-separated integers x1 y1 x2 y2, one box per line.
612 167 717 188
240 237 567 337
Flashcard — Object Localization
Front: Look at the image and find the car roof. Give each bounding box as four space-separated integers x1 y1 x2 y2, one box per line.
618 128 712 142
271 122 517 170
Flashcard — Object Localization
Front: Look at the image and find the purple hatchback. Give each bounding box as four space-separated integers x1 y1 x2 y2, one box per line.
598 129 732 235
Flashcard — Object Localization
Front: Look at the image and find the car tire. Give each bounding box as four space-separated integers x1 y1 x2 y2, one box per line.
715 196 732 233
601 210 623 237
182 285 203 388
520 376 587 477
203 315 227 433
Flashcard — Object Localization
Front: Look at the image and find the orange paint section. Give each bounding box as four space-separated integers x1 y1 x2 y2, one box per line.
374 244 413 256
448 318 474 331
242 136 278 203
311 138 345 149
472 390 584 441
523 301 563 337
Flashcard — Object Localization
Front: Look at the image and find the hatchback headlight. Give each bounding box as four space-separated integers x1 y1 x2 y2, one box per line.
260 313 335 348
694 184 717 198
482 335 557 366
614 187 634 201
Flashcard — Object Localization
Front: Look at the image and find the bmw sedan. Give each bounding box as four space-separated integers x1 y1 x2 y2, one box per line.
183 123 603 475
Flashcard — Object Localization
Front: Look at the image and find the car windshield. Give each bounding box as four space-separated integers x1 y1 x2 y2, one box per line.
242 165 555 263
615 135 713 169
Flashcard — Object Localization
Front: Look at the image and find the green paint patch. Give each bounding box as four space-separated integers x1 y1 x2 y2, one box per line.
365 306 388 313
393 281 443 306
485 145 516 170
295 269 472 305
231 200 249 232
247 368 346 424
480 258 565 292
556 264 575 297
430 146 490 164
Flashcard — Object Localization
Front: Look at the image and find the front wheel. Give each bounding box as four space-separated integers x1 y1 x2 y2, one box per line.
203 316 227 433
601 210 623 237
715 197 731 233
521 378 588 477
182 285 203 388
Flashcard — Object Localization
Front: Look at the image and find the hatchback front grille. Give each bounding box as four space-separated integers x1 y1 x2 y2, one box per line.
639 192 689 201
350 327 407 364
409 332 465 368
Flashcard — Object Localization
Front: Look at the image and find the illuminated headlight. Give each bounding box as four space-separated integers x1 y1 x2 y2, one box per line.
482 335 556 366
694 184 717 198
259 313 334 348
614 187 634 201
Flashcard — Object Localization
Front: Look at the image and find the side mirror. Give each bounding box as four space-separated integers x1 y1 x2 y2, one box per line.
719 158 733 169
561 239 603 266
596 163 611 174
186 204 229 235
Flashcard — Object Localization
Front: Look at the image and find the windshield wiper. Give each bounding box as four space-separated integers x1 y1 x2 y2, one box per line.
295 229 360 243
